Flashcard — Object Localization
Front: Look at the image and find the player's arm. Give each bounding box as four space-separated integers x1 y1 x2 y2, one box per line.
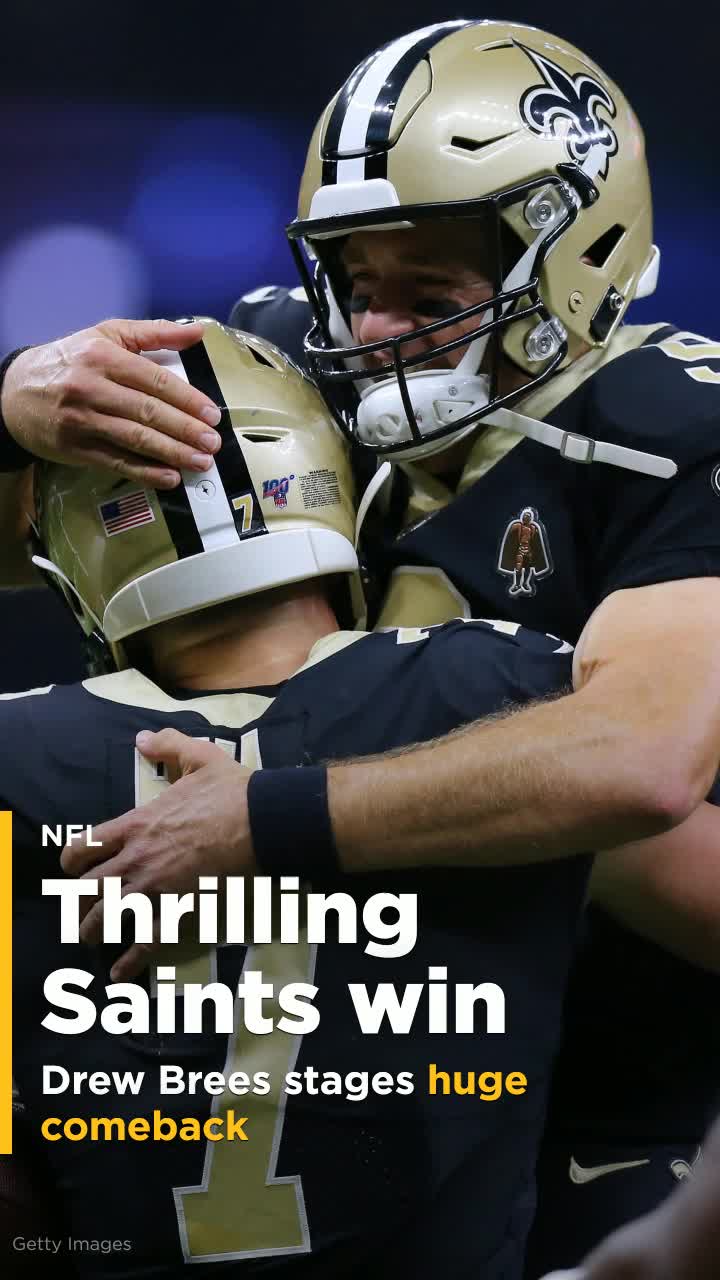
589 799 720 973
0 469 40 586
320 578 720 869
0 319 222 487
67 578 720 930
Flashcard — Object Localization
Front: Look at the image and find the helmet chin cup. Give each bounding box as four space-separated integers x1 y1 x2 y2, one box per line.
356 369 491 459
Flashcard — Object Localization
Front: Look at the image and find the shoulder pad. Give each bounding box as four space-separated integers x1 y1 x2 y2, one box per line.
228 286 310 367
583 326 720 467
236 285 308 306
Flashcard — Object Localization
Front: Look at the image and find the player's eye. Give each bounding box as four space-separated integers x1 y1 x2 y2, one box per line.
414 298 459 320
349 294 371 314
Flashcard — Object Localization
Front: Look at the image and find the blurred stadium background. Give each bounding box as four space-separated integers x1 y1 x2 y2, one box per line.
2 1 718 344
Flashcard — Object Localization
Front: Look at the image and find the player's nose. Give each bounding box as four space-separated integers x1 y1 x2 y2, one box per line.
355 305 421 366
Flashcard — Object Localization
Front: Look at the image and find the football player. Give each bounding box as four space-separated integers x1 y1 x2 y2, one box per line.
10 321 592 1279
236 23 720 1274
224 23 720 1269
2 20 720 1268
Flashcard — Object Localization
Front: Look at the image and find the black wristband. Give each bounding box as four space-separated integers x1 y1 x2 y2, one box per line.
0 347 35 470
247 765 339 879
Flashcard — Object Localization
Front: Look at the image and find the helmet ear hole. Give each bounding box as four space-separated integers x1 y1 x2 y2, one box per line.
243 338 283 370
582 223 625 268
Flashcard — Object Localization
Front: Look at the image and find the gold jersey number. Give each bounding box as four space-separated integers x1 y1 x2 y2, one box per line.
135 734 313 1263
656 331 720 385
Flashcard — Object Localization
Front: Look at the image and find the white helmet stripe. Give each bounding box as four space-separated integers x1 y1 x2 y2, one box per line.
149 350 243 554
323 21 472 186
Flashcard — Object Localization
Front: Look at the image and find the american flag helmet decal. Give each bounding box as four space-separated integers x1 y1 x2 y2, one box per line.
98 490 155 537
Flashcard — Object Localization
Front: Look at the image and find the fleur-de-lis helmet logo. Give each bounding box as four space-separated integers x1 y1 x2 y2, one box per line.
519 44 618 180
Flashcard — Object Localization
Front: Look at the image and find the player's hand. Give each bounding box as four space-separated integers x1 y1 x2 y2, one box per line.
1 318 223 489
60 728 255 978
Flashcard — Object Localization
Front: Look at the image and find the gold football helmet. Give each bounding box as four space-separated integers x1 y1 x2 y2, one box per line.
288 19 658 460
32 321 358 669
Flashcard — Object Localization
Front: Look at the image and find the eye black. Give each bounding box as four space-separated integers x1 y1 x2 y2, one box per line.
416 299 458 320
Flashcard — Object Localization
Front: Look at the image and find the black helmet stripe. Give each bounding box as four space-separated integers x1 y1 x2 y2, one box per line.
321 46 389 185
155 340 268 561
180 341 268 542
321 20 473 186
155 484 205 560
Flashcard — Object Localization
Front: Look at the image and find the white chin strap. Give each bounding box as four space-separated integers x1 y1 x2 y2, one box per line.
31 554 102 631
350 234 545 461
354 461 392 546
484 404 676 478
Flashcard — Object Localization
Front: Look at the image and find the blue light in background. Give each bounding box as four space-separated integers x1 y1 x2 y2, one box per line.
0 224 149 349
1 103 716 343
126 114 304 316
628 169 717 338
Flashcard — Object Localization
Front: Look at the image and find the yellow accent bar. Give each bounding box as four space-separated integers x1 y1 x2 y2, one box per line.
0 811 11 1154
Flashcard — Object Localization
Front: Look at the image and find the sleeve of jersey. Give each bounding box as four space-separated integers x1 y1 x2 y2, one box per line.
585 340 720 600
0 685 107 851
0 348 35 470
228 286 311 368
0 694 50 847
247 622 573 876
421 619 574 725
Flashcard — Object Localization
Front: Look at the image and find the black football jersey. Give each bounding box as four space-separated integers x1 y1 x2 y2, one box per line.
546 772 720 1147
230 290 720 642
0 587 85 692
8 622 586 1280
544 903 720 1146
369 324 720 641
229 289 720 1148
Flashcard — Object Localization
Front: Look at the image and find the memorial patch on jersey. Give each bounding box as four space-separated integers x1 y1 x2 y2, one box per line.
497 506 553 598
98 491 155 537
